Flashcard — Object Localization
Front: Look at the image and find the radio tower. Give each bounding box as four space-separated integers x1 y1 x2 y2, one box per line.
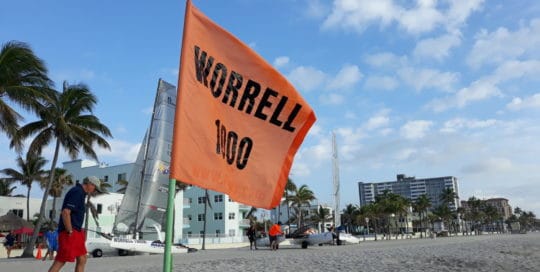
332 132 341 228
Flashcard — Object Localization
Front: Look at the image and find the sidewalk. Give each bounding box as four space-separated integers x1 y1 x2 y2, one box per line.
0 248 43 259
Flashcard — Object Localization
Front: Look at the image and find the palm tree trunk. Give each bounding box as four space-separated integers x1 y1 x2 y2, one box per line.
21 139 60 258
84 195 90 239
26 185 31 221
202 189 208 250
51 196 57 221
286 192 291 230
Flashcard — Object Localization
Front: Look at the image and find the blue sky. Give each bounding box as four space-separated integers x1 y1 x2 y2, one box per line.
1 0 540 215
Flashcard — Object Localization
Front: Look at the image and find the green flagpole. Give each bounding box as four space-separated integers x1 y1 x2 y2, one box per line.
163 178 177 272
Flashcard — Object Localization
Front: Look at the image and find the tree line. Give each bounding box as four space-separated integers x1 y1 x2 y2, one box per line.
0 40 113 258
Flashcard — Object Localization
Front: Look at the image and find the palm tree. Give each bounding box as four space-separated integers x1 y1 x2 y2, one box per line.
440 188 457 207
414 194 431 238
1 152 47 221
201 189 212 250
283 178 296 229
41 168 73 221
287 184 315 228
0 178 19 196
0 41 52 137
11 81 112 258
341 204 359 233
311 205 332 232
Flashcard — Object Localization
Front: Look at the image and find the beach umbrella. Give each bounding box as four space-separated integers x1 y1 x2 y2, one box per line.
0 212 34 231
13 226 34 235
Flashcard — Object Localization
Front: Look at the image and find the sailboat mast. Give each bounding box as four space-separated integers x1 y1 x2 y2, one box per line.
332 132 341 228
133 79 163 238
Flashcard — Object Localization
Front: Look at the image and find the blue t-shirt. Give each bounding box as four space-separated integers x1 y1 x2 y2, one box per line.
45 230 58 250
58 183 86 231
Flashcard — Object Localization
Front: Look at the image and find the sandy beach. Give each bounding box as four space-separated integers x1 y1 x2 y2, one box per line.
1 232 539 272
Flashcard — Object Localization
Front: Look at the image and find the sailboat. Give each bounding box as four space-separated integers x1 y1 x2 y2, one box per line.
109 79 193 254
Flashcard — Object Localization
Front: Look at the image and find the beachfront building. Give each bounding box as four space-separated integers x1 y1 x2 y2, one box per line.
358 174 460 211
0 196 42 220
62 159 133 193
485 198 513 220
181 185 251 244
58 159 186 241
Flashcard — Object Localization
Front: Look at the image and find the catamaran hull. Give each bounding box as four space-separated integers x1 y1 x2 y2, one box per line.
110 238 189 254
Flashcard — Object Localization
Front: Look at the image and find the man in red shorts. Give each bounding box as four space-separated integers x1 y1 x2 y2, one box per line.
48 176 103 272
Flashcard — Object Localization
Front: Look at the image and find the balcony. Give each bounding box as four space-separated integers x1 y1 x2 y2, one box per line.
183 217 190 228
239 219 250 228
183 198 191 208
238 204 251 211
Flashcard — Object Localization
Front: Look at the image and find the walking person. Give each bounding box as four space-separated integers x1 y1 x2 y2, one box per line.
247 223 258 250
269 221 283 251
48 176 103 272
43 227 59 261
3 230 16 258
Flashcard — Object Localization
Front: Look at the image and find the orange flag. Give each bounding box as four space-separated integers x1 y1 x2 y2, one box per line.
171 0 316 209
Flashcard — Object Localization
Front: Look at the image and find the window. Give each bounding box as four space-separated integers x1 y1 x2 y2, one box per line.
97 204 102 214
198 214 205 222
216 229 221 236
200 231 205 235
214 212 223 220
117 173 127 182
228 213 235 220
214 195 223 202
187 215 192 221
10 209 23 218
104 175 109 182
198 196 206 204
229 229 236 237
188 198 192 204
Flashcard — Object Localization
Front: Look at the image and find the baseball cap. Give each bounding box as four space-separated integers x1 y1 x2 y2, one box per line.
85 176 104 193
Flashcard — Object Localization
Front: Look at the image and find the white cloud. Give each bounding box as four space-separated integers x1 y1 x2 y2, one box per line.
399 0 443 34
507 93 540 111
322 0 484 35
440 118 497 133
413 32 462 61
394 148 417 161
364 75 399 91
491 60 540 82
364 109 390 131
326 64 363 90
288 66 327 91
397 66 459 92
305 0 329 19
467 19 540 68
426 79 501 112
400 120 433 139
273 56 290 68
322 0 399 33
319 93 345 105
364 52 404 69
94 139 140 164
461 157 513 174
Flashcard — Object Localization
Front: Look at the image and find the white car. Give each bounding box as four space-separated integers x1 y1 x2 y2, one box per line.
86 240 119 258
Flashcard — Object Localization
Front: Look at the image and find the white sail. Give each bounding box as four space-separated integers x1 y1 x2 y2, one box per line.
114 79 177 238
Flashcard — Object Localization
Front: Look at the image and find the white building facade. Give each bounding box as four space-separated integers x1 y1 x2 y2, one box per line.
181 185 251 244
58 159 186 241
0 196 42 220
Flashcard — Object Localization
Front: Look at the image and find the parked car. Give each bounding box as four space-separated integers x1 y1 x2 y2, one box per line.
86 240 118 258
